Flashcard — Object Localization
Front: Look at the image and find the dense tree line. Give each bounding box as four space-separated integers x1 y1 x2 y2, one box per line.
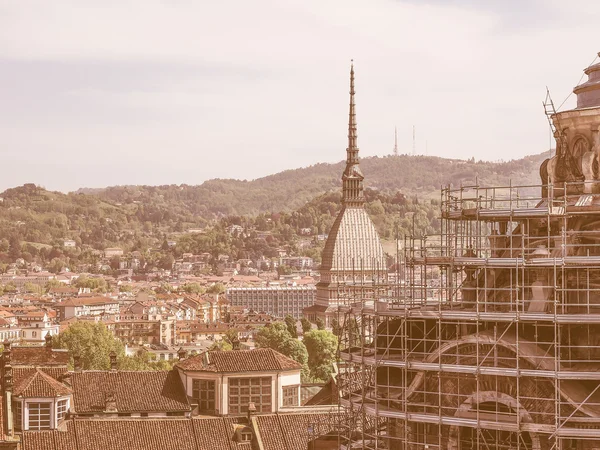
0 153 545 273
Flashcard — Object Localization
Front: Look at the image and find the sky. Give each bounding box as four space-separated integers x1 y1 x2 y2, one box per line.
0 0 599 192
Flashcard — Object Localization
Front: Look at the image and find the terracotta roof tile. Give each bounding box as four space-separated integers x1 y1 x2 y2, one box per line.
23 418 235 450
11 347 70 366
74 419 198 450
59 297 118 307
20 413 339 450
252 414 285 450
176 348 301 373
254 412 341 450
13 367 68 385
13 368 72 398
70 370 190 413
192 417 234 450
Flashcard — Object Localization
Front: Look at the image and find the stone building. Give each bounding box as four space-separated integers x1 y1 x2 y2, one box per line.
0 340 336 450
304 63 386 326
336 52 600 450
227 285 316 319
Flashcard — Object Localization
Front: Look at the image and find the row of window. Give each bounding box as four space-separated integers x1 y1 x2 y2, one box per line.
14 399 68 431
191 378 299 414
229 377 272 414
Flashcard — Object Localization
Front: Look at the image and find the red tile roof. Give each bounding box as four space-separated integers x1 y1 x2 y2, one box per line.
70 370 190 413
20 413 339 450
22 418 235 450
13 367 68 385
59 297 118 307
176 348 301 373
11 347 70 366
13 368 72 398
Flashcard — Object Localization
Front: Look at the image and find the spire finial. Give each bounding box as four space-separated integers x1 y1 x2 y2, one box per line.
342 61 364 206
348 60 357 160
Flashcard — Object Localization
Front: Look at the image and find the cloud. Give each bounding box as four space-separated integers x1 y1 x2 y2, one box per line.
0 0 599 191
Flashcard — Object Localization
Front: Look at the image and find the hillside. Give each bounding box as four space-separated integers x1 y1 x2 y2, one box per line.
0 153 548 272
88 153 548 218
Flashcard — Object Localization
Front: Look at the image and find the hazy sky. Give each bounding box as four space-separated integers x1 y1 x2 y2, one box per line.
1 0 599 192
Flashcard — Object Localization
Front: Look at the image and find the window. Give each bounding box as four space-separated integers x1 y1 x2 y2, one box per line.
28 402 51 430
228 377 271 414
241 431 252 442
192 379 216 413
57 399 68 422
282 385 299 407
13 400 22 431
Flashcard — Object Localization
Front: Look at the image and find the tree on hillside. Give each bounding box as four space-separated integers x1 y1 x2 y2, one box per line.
208 328 239 352
119 284 133 293
284 315 298 338
303 329 338 382
45 279 62 291
23 282 43 295
53 321 124 370
255 322 309 380
331 318 341 338
158 254 174 271
315 318 325 330
300 318 312 334
255 322 292 350
74 275 108 293
182 283 205 294
109 256 121 270
8 235 21 261
53 321 171 371
206 283 226 295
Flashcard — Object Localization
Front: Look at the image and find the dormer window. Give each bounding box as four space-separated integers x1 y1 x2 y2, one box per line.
241 431 252 442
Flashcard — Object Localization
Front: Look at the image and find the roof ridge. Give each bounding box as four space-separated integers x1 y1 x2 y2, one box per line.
35 368 73 394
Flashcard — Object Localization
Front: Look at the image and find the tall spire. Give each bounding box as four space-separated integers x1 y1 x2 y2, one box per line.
342 60 365 206
347 61 358 163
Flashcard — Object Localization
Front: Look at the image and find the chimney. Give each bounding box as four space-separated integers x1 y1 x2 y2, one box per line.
177 347 187 360
3 341 13 437
109 351 117 371
247 402 256 420
104 391 117 413
231 336 240 351
73 354 82 372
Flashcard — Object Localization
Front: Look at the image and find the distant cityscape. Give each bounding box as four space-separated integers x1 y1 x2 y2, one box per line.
2 14 599 448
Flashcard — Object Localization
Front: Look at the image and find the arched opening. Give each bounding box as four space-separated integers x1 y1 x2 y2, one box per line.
447 394 542 450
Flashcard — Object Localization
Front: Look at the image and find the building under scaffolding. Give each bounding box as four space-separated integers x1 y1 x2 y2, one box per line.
336 53 600 449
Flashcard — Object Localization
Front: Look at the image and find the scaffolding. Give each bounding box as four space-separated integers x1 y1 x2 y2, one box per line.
336 178 600 450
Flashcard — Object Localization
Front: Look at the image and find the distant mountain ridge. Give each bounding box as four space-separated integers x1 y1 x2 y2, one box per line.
81 153 548 218
0 153 549 271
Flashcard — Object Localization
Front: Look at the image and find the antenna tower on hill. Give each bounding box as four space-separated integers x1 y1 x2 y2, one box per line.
393 127 398 156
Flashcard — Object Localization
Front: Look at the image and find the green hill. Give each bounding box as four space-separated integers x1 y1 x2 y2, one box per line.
88 153 548 218
0 153 549 272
